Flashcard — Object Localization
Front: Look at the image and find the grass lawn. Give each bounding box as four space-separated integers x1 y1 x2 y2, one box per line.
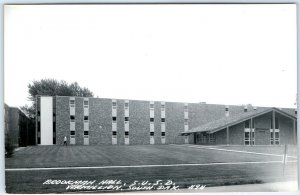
5 144 298 193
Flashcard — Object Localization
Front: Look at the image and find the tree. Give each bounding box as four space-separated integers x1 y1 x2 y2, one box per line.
21 79 94 118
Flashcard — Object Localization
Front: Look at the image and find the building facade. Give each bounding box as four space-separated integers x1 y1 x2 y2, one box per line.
36 96 297 146
5 104 35 147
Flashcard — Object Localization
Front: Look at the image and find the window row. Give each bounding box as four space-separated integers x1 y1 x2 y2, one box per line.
111 131 165 136
70 130 89 135
70 115 89 121
112 117 166 122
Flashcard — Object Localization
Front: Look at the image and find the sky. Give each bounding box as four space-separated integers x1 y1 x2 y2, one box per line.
4 4 297 108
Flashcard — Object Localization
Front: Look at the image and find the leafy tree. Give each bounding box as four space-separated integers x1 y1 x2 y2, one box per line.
21 79 94 118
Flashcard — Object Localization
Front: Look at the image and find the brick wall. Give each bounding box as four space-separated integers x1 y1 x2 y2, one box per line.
53 96 297 146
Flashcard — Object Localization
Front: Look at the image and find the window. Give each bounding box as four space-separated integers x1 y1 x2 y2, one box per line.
150 103 154 109
70 100 75 107
184 105 188 111
112 102 117 107
161 118 165 123
112 131 117 135
270 129 280 145
161 132 165 136
244 128 255 145
161 104 165 109
112 117 117 122
125 132 129 136
225 107 229 112
84 116 88 121
53 122 56 132
245 120 250 128
150 132 154 136
70 131 75 135
184 119 188 125
125 117 129 122
53 138 56 145
150 118 154 122
84 131 89 136
70 115 75 122
125 102 129 108
84 100 89 106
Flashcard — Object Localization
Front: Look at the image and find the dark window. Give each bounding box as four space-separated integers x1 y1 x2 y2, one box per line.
150 118 154 122
112 131 117 135
37 111 40 116
112 102 117 107
150 132 154 136
70 131 75 135
245 120 250 128
84 100 89 106
53 122 56 132
245 132 250 139
125 117 129 122
161 104 165 109
125 132 129 136
275 117 279 129
53 138 56 144
70 100 75 104
275 131 279 139
70 115 75 120
295 110 297 115
125 103 129 108
161 118 165 122
150 104 154 109
225 107 229 112
37 122 40 132
84 131 89 135
84 116 88 121
161 132 165 136
112 117 117 121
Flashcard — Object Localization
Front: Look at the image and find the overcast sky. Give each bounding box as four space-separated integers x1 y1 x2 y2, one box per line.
4 4 297 108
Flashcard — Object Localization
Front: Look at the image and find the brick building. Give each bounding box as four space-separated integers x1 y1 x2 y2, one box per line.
36 96 297 146
5 104 35 147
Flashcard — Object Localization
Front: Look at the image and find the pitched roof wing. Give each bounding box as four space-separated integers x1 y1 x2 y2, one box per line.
181 107 296 135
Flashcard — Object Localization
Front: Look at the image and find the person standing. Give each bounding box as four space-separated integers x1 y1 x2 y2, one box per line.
63 136 67 146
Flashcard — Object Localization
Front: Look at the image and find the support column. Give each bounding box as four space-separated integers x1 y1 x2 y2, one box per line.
250 118 253 146
272 111 275 145
226 126 229 145
293 119 296 145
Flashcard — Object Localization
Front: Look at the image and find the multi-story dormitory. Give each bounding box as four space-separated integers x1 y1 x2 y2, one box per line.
36 96 298 146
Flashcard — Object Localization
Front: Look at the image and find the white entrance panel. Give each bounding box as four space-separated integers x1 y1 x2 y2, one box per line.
112 137 117 145
125 137 129 145
70 136 75 145
150 136 155 144
84 135 89 145
40 97 53 145
161 137 166 144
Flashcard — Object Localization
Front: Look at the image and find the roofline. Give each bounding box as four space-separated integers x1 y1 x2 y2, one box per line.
181 107 297 135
